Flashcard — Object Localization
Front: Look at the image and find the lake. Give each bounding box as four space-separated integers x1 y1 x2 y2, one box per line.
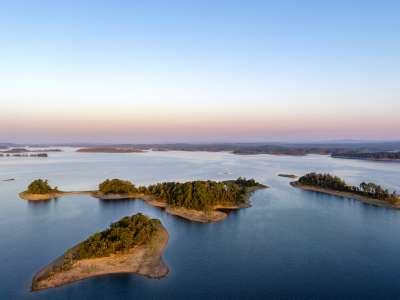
1 149 400 299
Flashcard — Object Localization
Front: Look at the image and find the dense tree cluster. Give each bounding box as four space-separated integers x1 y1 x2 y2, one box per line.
332 151 400 160
146 178 259 211
298 173 399 204
42 214 161 277
24 177 262 211
98 179 138 194
234 177 258 187
27 179 58 194
299 173 348 191
72 213 159 259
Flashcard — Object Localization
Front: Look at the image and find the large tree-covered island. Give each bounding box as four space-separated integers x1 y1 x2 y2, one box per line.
32 213 168 291
291 173 400 208
143 177 266 222
20 177 267 222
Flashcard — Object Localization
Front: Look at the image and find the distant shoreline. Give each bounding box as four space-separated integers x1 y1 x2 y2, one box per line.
331 155 400 162
290 181 399 209
77 147 144 153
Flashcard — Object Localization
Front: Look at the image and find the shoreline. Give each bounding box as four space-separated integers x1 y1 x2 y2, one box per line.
290 181 400 209
31 223 169 291
166 207 228 223
19 191 95 201
77 147 145 153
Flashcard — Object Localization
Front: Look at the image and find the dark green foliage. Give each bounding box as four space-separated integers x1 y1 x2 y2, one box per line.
27 179 58 194
234 177 258 187
299 173 399 204
137 185 148 193
146 178 260 211
72 213 159 260
299 173 348 191
332 151 400 160
41 214 160 278
98 178 138 194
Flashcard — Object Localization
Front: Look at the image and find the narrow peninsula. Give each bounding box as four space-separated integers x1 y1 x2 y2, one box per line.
291 172 400 209
20 177 267 222
32 213 168 291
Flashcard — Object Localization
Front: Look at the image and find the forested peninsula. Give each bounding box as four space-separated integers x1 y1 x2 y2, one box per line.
20 178 267 222
331 151 400 161
32 213 168 291
291 173 400 208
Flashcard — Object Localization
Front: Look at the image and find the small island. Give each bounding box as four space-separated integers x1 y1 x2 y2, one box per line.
278 174 298 179
20 177 267 222
2 178 15 181
142 177 267 222
19 179 93 201
19 179 61 201
291 172 400 208
32 213 168 291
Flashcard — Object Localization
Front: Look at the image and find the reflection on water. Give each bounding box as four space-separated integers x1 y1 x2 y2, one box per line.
1 150 400 299
98 197 140 206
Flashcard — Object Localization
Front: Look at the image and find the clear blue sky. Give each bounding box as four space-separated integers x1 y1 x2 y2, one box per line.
1 0 399 143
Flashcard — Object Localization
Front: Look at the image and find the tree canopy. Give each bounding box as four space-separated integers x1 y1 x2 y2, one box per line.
26 179 58 194
98 179 138 194
146 177 261 211
72 213 159 259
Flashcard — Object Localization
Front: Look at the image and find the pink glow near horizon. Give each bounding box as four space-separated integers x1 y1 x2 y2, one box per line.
2 108 399 143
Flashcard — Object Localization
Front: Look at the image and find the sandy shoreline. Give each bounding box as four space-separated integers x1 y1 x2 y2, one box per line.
290 181 399 209
166 207 228 223
19 191 95 201
31 223 169 291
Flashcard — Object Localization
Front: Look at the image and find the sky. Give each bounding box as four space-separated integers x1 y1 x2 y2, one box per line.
1 0 399 143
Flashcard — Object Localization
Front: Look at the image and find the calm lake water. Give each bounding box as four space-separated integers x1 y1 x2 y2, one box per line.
1 149 400 300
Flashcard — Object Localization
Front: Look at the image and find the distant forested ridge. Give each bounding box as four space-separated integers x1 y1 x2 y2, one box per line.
331 151 400 160
298 173 400 204
3 141 400 157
